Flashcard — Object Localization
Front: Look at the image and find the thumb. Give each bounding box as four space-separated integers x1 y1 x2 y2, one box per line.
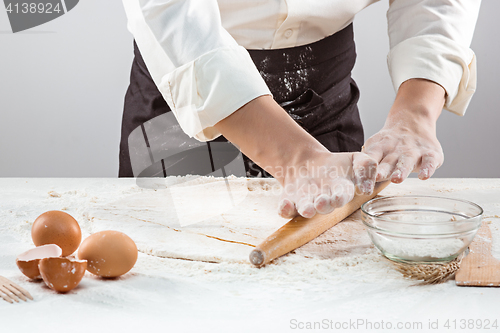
352 152 378 195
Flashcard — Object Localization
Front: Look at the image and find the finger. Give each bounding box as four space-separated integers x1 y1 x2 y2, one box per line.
362 140 385 163
391 154 419 184
418 153 442 180
376 154 399 181
352 152 377 194
330 178 355 208
297 196 316 218
314 193 335 215
278 198 298 219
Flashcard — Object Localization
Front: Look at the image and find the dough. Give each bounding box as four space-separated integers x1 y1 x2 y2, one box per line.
87 176 373 263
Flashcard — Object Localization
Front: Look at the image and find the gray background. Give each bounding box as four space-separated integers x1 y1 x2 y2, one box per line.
0 0 498 177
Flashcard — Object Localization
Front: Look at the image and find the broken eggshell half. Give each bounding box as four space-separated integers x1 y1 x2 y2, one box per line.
16 244 63 279
39 257 87 293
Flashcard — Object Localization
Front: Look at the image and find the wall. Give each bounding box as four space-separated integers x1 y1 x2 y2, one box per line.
0 0 132 177
0 1 498 177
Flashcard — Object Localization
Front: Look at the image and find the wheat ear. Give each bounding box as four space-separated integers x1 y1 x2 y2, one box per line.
389 252 465 286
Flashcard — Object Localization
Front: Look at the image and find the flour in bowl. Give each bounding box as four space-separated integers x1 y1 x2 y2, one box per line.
374 236 465 261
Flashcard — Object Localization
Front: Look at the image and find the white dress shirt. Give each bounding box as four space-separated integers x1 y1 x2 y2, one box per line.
122 0 480 141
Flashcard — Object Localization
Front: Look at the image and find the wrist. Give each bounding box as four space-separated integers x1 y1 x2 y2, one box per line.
386 78 445 128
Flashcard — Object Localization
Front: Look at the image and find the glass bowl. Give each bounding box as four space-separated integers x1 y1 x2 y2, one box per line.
361 196 483 264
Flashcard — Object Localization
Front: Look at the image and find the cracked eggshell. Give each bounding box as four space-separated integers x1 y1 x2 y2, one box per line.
78 230 138 278
39 257 87 293
16 244 63 279
32 210 82 257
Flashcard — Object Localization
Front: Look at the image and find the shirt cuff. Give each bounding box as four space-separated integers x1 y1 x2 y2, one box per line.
157 45 271 141
387 35 477 116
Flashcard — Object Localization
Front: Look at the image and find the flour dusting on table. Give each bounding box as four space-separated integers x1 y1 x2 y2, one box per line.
2 178 500 332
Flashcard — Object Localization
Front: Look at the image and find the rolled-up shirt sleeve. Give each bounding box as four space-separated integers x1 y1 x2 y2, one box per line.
122 0 271 141
387 0 481 115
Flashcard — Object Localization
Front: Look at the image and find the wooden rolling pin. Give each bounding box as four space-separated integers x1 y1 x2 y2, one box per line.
249 180 390 267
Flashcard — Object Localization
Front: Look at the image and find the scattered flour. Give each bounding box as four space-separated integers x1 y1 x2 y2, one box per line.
1 178 499 332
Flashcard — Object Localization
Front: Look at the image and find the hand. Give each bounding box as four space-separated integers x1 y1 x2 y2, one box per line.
363 118 443 183
277 151 377 219
363 79 446 183
214 95 377 219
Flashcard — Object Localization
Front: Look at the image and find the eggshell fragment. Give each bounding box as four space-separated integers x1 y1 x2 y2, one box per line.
16 244 62 279
39 257 87 293
78 230 138 278
32 210 82 256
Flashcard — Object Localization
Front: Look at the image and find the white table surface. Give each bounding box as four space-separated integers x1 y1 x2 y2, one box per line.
1 178 500 333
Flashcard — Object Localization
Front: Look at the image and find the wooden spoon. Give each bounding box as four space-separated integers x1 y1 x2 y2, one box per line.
456 222 500 287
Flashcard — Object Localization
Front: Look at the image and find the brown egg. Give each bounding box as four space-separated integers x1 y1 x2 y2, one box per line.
78 230 138 278
39 257 87 293
32 210 82 256
16 244 62 279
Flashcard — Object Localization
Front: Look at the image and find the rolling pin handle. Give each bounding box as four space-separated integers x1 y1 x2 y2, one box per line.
249 249 265 267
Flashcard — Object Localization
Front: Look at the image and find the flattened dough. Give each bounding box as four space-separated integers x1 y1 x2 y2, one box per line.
87 177 374 263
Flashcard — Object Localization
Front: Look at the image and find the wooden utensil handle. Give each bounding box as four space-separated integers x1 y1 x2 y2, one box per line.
250 181 390 267
456 221 500 287
469 221 492 254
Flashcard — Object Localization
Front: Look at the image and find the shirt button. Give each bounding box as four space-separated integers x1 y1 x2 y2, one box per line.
284 29 293 38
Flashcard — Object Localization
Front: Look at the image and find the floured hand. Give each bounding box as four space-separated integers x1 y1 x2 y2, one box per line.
363 79 446 184
277 151 377 218
363 120 443 183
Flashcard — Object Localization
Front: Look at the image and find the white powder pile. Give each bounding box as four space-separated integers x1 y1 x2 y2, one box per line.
375 237 465 261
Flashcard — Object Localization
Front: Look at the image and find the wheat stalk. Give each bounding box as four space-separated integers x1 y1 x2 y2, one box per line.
389 252 465 286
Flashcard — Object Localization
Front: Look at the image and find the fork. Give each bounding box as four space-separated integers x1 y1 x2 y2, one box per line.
0 276 33 303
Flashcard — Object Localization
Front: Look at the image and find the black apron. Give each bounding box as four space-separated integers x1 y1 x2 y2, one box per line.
119 23 363 178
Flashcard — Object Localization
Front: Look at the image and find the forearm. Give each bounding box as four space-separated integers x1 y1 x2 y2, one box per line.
386 78 446 127
214 95 328 183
